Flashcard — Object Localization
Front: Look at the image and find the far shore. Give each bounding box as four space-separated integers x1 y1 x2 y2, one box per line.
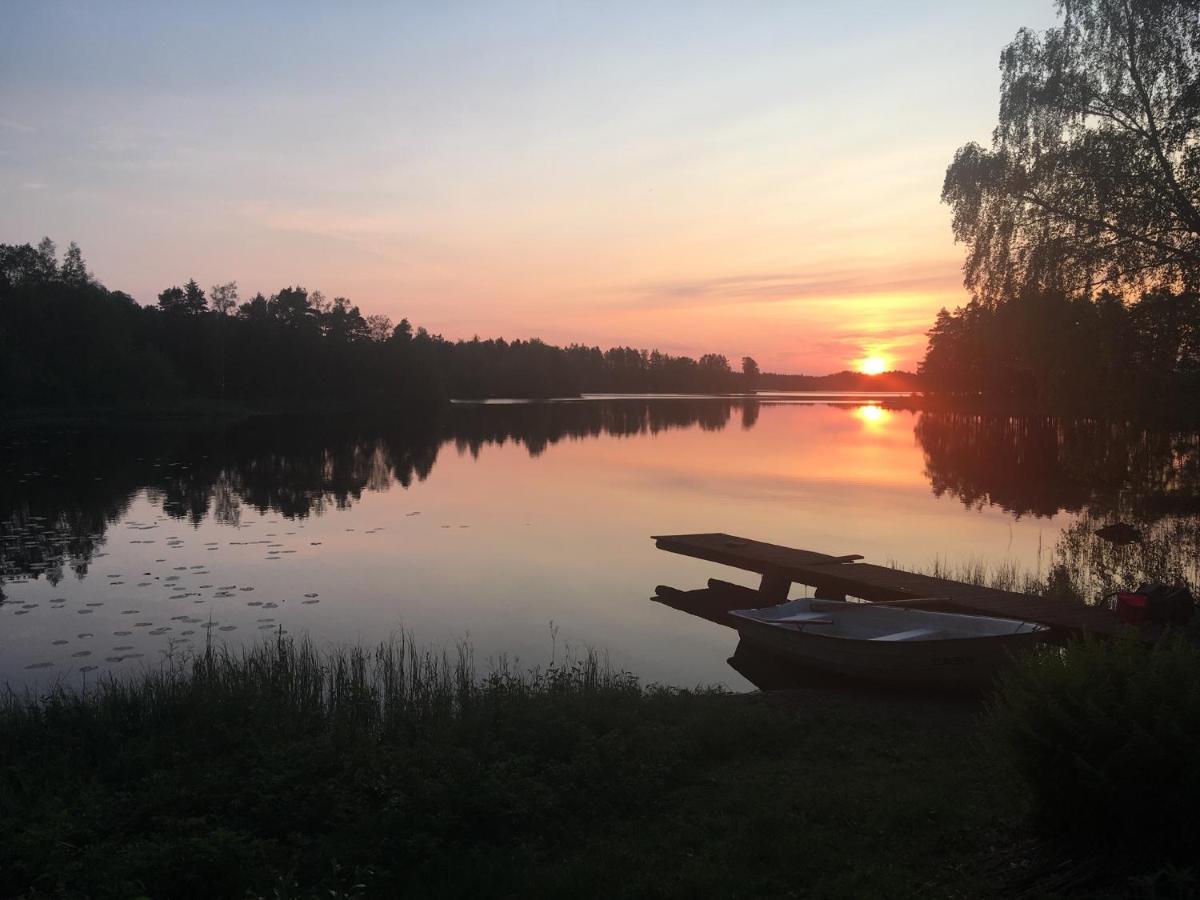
5 388 1199 427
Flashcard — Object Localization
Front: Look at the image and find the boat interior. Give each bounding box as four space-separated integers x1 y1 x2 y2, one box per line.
732 598 1047 642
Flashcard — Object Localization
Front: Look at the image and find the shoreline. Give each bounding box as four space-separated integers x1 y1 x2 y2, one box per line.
5 389 1200 422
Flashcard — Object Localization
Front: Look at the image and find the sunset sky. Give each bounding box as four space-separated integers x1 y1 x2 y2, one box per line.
1 1 1057 373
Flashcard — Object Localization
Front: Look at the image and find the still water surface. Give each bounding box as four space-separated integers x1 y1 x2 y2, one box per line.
3 397 1198 690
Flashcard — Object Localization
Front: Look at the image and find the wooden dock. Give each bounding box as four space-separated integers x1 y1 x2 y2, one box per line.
652 533 1130 641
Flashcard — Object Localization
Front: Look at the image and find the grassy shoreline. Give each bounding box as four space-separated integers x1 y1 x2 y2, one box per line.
2 634 1024 899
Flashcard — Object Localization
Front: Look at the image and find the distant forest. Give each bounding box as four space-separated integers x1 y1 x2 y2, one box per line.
757 370 920 392
0 239 759 411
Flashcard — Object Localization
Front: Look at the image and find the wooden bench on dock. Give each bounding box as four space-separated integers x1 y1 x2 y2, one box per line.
652 532 1127 641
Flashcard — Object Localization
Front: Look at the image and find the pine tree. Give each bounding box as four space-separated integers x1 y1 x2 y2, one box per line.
60 241 90 285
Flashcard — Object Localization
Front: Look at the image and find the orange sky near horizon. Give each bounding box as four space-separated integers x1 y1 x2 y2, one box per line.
0 2 1059 374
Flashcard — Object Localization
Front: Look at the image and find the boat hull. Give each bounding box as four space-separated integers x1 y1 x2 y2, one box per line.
732 602 1047 690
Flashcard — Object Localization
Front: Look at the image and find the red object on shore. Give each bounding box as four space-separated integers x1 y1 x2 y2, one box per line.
1115 591 1148 625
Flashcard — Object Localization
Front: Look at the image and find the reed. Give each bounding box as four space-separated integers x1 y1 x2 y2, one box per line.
897 556 1088 604
1 630 649 752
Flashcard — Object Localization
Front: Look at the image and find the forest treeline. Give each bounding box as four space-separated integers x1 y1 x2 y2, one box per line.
0 239 755 410
758 370 921 393
923 0 1199 415
919 288 1200 410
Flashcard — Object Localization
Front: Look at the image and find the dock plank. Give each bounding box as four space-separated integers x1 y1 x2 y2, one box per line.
653 533 1128 641
652 533 861 575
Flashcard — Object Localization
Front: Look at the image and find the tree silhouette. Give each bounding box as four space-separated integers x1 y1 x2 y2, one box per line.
270 286 312 329
238 291 270 321
210 281 238 400
183 279 207 313
157 285 184 311
210 281 238 315
157 282 208 315
35 237 57 279
0 243 52 288
942 0 1200 303
366 314 393 343
59 241 90 285
697 353 731 392
742 356 760 389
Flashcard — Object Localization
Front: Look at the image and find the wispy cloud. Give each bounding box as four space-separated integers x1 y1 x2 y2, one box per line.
0 117 35 133
627 261 963 310
243 204 404 244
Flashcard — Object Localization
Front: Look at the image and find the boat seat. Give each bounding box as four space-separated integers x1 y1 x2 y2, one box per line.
776 612 834 623
870 627 941 642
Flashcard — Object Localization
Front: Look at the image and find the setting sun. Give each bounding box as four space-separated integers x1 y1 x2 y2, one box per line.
859 356 888 375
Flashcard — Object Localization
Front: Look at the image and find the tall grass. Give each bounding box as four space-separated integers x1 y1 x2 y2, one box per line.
0 633 1076 898
1 630 646 753
0 633 747 898
897 556 1089 604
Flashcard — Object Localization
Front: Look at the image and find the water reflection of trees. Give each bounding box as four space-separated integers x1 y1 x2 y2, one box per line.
916 413 1200 596
0 418 443 587
1 400 745 586
917 414 1200 519
1050 512 1200 601
447 398 742 457
10 404 1194 602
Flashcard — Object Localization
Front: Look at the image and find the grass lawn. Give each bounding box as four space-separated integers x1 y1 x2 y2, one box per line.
527 691 1016 900
1 636 1023 899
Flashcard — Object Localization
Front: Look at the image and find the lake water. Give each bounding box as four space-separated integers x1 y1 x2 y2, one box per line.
3 397 1198 690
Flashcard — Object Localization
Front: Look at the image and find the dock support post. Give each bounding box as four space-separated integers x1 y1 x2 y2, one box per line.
757 572 791 603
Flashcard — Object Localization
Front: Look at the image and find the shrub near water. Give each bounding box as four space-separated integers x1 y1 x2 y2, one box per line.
988 634 1200 861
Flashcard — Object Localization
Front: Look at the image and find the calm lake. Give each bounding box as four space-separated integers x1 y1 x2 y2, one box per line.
3 396 1198 690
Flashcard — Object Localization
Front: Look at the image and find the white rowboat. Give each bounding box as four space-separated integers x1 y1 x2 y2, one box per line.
730 598 1049 690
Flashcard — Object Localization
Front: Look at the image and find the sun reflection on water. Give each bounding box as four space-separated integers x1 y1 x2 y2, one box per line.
854 404 890 427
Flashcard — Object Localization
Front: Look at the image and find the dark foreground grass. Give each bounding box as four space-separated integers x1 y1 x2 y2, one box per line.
1 635 1020 899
